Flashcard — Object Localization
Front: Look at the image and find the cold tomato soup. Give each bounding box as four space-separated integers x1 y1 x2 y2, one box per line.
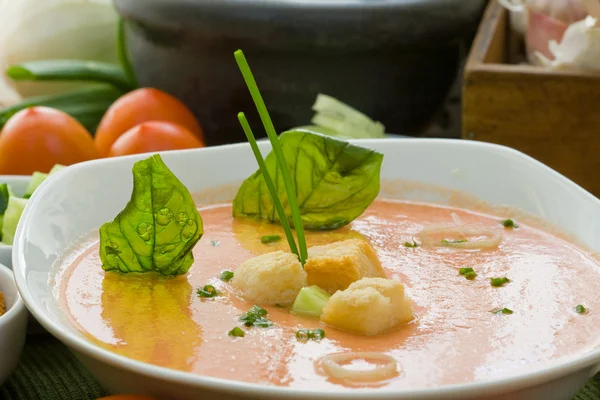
58 199 600 389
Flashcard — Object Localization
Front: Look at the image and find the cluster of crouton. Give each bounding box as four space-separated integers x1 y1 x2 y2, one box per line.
231 239 413 336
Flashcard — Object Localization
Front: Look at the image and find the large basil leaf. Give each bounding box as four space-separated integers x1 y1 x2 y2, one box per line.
233 130 383 230
99 154 203 276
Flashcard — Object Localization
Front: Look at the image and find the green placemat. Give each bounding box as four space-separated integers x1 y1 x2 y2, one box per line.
1 334 600 399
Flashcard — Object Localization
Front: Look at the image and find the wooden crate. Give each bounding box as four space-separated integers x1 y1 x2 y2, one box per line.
463 0 600 196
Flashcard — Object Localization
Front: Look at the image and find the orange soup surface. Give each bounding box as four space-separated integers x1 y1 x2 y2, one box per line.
58 200 600 390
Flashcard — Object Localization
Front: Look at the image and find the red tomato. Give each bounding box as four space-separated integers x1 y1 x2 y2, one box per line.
108 121 205 157
95 88 203 156
0 107 98 175
96 396 158 400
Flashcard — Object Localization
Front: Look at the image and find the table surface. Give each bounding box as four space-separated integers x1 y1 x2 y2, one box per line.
1 334 600 400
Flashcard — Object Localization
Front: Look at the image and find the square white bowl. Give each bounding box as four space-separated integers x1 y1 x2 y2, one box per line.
12 139 600 400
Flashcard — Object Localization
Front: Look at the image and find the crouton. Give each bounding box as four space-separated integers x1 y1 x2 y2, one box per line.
232 251 306 306
320 277 413 336
304 239 386 294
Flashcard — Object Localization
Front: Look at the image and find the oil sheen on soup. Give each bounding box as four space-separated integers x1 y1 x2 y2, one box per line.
58 199 600 389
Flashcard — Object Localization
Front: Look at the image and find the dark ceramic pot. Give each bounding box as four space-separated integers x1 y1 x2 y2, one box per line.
114 0 486 145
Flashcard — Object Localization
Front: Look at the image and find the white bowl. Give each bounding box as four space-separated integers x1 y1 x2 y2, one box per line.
12 139 600 400
0 176 30 269
0 262 27 386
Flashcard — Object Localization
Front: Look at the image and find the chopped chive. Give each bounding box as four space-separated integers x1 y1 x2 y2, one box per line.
296 328 326 342
310 328 326 341
239 305 272 328
228 327 245 337
220 270 234 282
296 329 310 342
442 239 468 244
211 240 220 247
502 219 517 228
234 50 308 265
575 304 589 314
404 240 419 248
459 267 477 280
464 272 477 280
261 235 282 244
237 113 300 260
197 285 218 298
492 308 513 315
490 277 510 287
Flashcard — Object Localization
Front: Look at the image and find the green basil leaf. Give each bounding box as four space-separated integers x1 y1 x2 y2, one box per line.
233 130 383 230
99 154 203 276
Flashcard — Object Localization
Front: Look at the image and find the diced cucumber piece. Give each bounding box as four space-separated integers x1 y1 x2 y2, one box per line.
310 94 386 139
23 164 64 199
0 183 10 215
291 285 331 318
49 164 66 175
2 196 28 245
24 172 48 198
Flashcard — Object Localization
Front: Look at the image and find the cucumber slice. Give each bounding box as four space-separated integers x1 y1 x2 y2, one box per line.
2 196 28 245
23 164 65 199
310 94 386 139
291 285 331 318
0 183 10 215
24 172 48 198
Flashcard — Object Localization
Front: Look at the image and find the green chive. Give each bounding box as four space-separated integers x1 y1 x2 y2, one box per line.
237 113 299 259
239 305 272 328
490 277 510 287
228 327 245 337
404 240 419 248
310 328 326 341
234 50 308 265
261 235 282 244
296 328 326 342
6 60 134 92
211 240 220 247
220 270 234 282
575 304 589 314
296 329 310 342
502 219 517 228
459 267 477 280
492 308 513 315
197 285 218 298
464 272 477 280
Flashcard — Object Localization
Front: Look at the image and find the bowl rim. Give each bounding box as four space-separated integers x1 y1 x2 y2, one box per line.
12 138 600 399
0 263 26 327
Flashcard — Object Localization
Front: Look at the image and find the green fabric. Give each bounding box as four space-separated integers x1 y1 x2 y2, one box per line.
0 335 108 400
1 334 599 399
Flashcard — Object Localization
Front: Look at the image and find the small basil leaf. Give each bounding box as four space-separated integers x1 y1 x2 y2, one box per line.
233 130 383 230
99 154 203 276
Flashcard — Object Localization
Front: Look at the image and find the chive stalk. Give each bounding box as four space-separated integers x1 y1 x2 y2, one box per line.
237 113 299 258
6 60 134 92
234 49 308 264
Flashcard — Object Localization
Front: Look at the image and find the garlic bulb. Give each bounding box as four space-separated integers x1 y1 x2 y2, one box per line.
527 0 588 23
537 16 600 70
0 0 118 106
